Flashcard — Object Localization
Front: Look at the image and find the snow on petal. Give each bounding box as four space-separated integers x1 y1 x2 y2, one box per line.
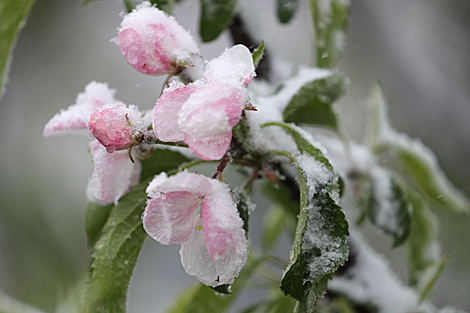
153 81 197 142
204 44 255 87
201 179 248 285
145 171 211 198
184 132 232 161
143 191 201 245
115 2 200 76
178 83 247 160
89 102 144 152
43 82 116 137
179 223 219 286
89 140 141 204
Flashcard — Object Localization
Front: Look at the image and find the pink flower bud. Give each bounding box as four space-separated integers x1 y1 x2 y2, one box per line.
115 2 200 76
88 103 144 153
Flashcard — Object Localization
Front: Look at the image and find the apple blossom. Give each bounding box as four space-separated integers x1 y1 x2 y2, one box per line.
88 102 145 153
152 45 255 160
43 81 116 137
89 140 141 204
115 2 200 76
142 171 248 286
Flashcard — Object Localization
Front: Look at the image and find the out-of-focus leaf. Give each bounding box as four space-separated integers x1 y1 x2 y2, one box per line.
239 293 297 313
405 191 450 301
164 254 265 313
283 73 346 131
264 123 349 309
139 148 190 182
85 202 114 248
262 204 289 252
0 0 36 101
199 0 237 42
252 41 264 69
0 290 46 313
123 0 176 13
308 0 349 68
392 144 470 214
85 180 150 313
262 180 300 219
367 168 411 247
277 0 299 24
366 84 469 214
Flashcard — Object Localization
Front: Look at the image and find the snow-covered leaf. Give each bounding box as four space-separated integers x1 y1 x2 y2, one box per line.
392 143 470 214
277 0 299 24
85 202 114 248
252 41 264 69
85 180 149 313
282 73 346 131
264 123 349 308
0 0 36 101
139 148 190 182
367 84 469 214
199 0 237 42
367 168 411 247
233 188 252 237
309 0 349 68
164 254 265 313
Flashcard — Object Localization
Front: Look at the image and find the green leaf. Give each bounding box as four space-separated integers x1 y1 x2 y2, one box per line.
277 0 299 24
308 0 349 68
367 168 411 246
252 41 265 69
232 188 252 237
139 148 190 182
262 180 300 219
262 122 334 172
85 202 114 248
123 0 176 13
85 180 150 313
365 83 388 145
240 293 297 313
164 254 265 313
0 0 36 101
405 191 449 301
282 73 346 131
199 0 237 42
264 123 349 309
393 144 469 214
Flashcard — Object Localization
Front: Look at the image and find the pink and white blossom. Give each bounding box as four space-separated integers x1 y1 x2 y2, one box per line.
88 102 144 153
142 171 248 286
115 2 200 76
152 45 255 160
43 81 116 137
89 140 141 204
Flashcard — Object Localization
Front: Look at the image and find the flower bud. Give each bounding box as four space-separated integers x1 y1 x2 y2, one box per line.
88 103 144 153
115 2 200 76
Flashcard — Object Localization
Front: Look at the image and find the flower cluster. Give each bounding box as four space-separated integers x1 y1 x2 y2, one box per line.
44 2 253 286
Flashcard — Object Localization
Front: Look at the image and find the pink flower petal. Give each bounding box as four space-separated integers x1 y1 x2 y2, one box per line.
143 191 201 245
184 132 232 161
204 45 255 86
201 180 248 285
153 81 197 142
179 223 219 286
43 82 116 137
89 140 141 204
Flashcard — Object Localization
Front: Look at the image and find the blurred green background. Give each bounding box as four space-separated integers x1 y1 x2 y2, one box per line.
0 0 469 312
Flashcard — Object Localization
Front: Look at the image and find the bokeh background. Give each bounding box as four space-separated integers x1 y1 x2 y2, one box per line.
1 0 469 311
